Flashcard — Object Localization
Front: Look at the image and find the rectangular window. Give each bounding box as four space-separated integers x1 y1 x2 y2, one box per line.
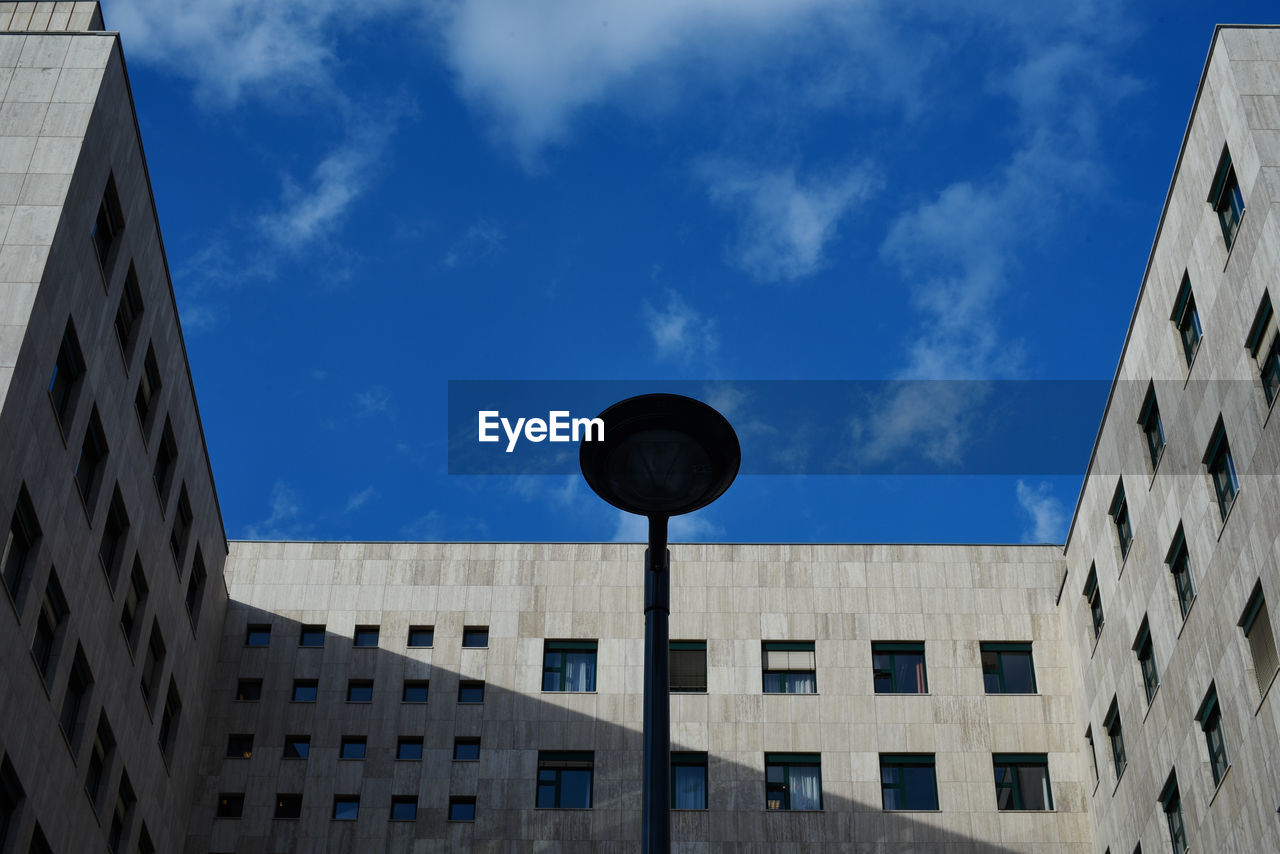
1084 566 1104 641
671 752 707 810
225 734 253 759
216 793 244 818
536 751 594 809
1104 698 1126 779
1261 337 1280 408
92 173 124 270
871 642 925 694
390 796 417 822
453 737 480 761
85 714 115 806
1160 772 1187 854
236 679 262 702
1166 528 1196 620
299 625 325 647
993 754 1053 810
185 547 207 626
670 640 707 692
137 823 154 854
158 679 181 762
765 753 822 811
274 793 302 819
1197 685 1229 787
98 487 129 587
346 680 373 702
59 647 93 746
980 642 1036 694
1240 581 1280 696
139 622 165 708
353 625 379 648
75 409 108 510
113 266 144 355
48 320 85 431
152 419 177 503
283 735 310 759
1205 422 1239 521
763 641 818 694
880 754 938 811
340 736 367 760
407 625 433 647
1110 481 1132 560
168 486 192 571
402 680 428 703
542 640 597 692
1172 274 1202 367
245 624 271 646
397 737 423 760
1209 145 1245 249
332 796 359 821
1 756 25 848
462 626 489 647
119 557 147 653
1134 618 1160 705
1140 384 1166 468
292 680 317 703
1085 727 1099 785
448 796 476 822
31 571 68 682
107 773 133 854
1246 291 1279 406
458 680 485 703
133 346 161 435
29 825 51 854
2 487 40 605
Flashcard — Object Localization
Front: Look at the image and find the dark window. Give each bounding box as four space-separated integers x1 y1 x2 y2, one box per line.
542 640 597 691
993 754 1052 810
158 679 181 762
1172 274 1202 367
1084 566 1104 641
671 752 707 810
462 626 489 647
48 320 85 431
458 680 485 703
1140 384 1165 468
763 641 817 693
136 823 154 854
397 737 423 760
152 419 176 502
353 625 379 648
85 714 115 806
346 680 373 702
74 409 108 510
274 793 302 819
106 774 133 854
113 266 144 354
236 679 262 702
402 680 428 703
1205 422 1239 520
1160 772 1187 854
1166 528 1196 620
133 346 161 434
1246 292 1279 405
1261 336 1280 408
1085 727 1099 785
216 793 244 819
880 754 938 810
980 643 1036 694
168 486 192 570
299 625 325 647
31 572 68 682
1110 481 1132 560
0 756 25 848
765 753 822 811
872 642 925 694
292 680 317 703
28 825 51 854
1240 581 1280 696
283 735 310 759
448 796 476 822
139 622 165 708
390 796 417 821
1197 685 1229 787
119 557 147 652
2 487 40 604
670 640 707 692
92 173 124 270
185 547 206 626
59 647 92 746
245 624 271 646
1134 618 1160 705
537 751 593 808
332 796 359 821
407 625 434 647
225 734 253 759
1209 145 1245 248
1104 698 1126 779
98 487 129 587
453 738 480 761
340 736 367 760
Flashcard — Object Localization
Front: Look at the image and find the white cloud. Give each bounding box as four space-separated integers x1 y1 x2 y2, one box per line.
643 291 719 366
1016 480 1066 544
443 219 506 269
244 481 304 539
344 486 377 513
697 159 878 282
355 386 392 417
612 510 722 543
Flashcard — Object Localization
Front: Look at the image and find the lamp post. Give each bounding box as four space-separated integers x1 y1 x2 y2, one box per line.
579 393 740 854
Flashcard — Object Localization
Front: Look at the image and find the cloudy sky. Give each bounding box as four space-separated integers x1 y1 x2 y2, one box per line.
102 1 1274 544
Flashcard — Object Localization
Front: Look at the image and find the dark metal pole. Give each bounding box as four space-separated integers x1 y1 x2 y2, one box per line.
642 513 671 854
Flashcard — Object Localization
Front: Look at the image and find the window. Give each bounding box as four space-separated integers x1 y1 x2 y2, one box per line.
292 680 317 703
133 346 161 433
448 796 476 822
283 735 310 759
92 173 124 270
299 625 325 647
274 793 302 819
1160 772 1187 854
137 823 154 854
119 557 147 652
390 796 417 821
993 754 1053 810
74 409 108 510
1240 581 1280 696
2 487 40 604
1134 618 1160 705
152 419 176 502
1140 384 1165 468
671 640 707 692
458 680 485 703
880 754 938 811
765 753 822 811
139 622 165 707
107 775 133 854
1246 291 1280 406
1197 685 1229 786
85 714 115 806
763 641 818 693
1110 481 1132 560
332 796 359 821
169 486 192 571
346 680 373 702
1166 527 1196 620
871 642 925 694
48 320 85 431
340 736 367 760
1260 336 1280 408
1205 421 1239 520
1084 566 1104 642
158 679 181 762
225 734 253 759
543 640 597 691
1104 698 1126 780
1172 275 1202 367
245 624 271 646
353 625 379 647
402 680 428 702
99 487 129 586
407 625 433 647
216 793 244 818
1085 727 1099 785
980 643 1036 694
1210 145 1245 248
31 572 68 682
536 751 594 808
113 266 144 354
1 756 24 848
28 825 51 854
59 647 92 745
462 626 489 647
453 737 480 761
185 547 206 626
236 679 262 702
397 737 423 760
671 752 707 809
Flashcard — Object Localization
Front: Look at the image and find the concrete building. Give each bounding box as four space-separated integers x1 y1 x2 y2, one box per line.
0 5 1277 853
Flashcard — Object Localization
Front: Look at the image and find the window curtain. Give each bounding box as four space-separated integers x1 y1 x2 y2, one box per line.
565 652 595 691
789 765 821 810
787 672 816 693
673 766 705 809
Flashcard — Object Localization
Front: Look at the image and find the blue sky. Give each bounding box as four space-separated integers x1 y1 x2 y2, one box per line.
103 1 1275 544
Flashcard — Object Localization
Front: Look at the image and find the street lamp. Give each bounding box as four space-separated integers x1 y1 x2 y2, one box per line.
579 393 740 853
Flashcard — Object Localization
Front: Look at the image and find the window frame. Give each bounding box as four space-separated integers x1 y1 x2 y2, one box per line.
1110 481 1133 561
298 625 325 647
670 752 708 810
407 625 434 647
291 679 318 703
397 737 424 760
339 736 367 760
1160 772 1187 854
1133 618 1160 706
1239 580 1280 698
764 752 823 811
448 796 476 822
1209 145 1245 249
346 679 373 703
274 793 302 820
879 753 939 811
462 626 489 648
353 625 379 648
992 753 1054 811
542 640 598 692
1104 698 1126 780
762 641 818 694
1172 274 1202 368
536 751 594 809
670 640 707 693
1165 528 1196 620
1084 566 1104 642
1196 686 1229 787
401 680 429 703
390 796 418 822
283 735 310 759
871 641 926 694
1204 422 1239 521
453 737 480 762
458 680 485 703
980 642 1036 694
1139 384 1166 469
331 795 359 822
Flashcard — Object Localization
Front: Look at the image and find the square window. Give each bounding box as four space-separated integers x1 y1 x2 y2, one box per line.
1240 581 1280 697
1197 685 1229 787
332 796 359 821
1160 772 1187 854
543 640 597 692
2 486 40 605
407 625 434 647
448 796 476 822
346 680 373 702
871 642 925 694
283 735 310 759
397 737 424 760
216 793 243 819
236 679 262 702
462 626 489 648
1209 145 1245 249
993 754 1053 810
980 643 1036 694
1104 698 1126 779
1110 481 1132 560
1166 528 1196 620
762 641 817 694
274 793 302 820
765 753 822 811
1134 618 1160 705
1172 274 1202 368
299 625 325 647
536 751 594 809
1139 384 1165 468
880 754 938 811
48 320 85 431
292 680 318 703
458 680 485 703
353 625 379 648
670 641 707 692
454 737 480 761
340 736 367 760
390 797 417 821
225 734 253 759
245 624 271 647
1205 422 1239 521
402 680 428 703
671 752 707 810
1084 566 1104 641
